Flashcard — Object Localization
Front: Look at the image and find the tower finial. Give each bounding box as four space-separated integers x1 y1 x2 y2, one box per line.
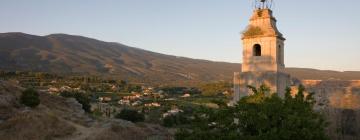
254 0 273 10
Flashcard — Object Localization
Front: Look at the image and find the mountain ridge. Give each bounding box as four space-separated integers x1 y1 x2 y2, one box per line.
1 32 360 85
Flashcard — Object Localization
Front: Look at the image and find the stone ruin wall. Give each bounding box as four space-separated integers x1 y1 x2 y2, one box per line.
233 75 360 140
302 80 360 140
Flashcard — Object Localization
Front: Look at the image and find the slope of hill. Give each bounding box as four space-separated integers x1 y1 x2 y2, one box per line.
0 80 171 140
285 68 360 81
0 32 239 85
0 32 360 85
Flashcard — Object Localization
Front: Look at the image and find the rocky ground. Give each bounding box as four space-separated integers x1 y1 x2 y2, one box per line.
0 80 172 140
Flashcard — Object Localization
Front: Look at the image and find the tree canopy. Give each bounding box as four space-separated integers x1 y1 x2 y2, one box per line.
60 91 91 113
20 88 40 108
175 85 329 140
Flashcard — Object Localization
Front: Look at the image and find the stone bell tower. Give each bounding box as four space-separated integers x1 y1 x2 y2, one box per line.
242 9 285 73
233 0 291 102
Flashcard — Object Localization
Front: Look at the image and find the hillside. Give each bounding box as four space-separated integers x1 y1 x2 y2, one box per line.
0 32 240 85
285 68 360 81
0 32 360 85
0 80 171 140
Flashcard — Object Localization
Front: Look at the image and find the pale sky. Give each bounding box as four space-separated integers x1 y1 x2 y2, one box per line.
0 0 359 71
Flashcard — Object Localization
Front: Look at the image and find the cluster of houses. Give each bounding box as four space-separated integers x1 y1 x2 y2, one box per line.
94 86 197 109
46 85 84 94
144 102 161 107
44 83 193 119
117 87 164 107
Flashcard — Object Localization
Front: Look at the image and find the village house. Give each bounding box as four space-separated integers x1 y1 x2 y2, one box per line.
162 108 184 118
180 93 191 98
131 100 142 106
47 87 60 94
165 98 177 101
122 95 141 101
118 99 130 105
144 102 161 107
99 97 112 102
142 87 154 95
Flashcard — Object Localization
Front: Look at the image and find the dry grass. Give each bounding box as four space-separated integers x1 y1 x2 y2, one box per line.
89 123 172 140
0 110 76 140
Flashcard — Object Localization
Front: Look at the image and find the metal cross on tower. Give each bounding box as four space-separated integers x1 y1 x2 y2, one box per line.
254 0 274 9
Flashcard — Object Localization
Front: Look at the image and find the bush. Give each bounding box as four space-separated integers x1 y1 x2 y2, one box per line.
20 88 40 108
92 108 103 118
162 113 188 127
163 115 175 127
60 91 91 113
115 109 145 123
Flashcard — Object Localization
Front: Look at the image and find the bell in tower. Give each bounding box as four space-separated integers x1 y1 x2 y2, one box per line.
233 0 291 102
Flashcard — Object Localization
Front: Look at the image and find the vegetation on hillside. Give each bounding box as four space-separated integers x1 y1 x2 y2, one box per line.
60 91 91 113
162 113 189 127
199 82 232 96
20 88 40 108
115 109 145 123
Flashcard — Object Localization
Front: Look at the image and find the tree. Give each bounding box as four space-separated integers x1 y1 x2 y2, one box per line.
60 91 91 113
163 113 188 127
20 88 40 108
175 85 329 140
115 109 145 123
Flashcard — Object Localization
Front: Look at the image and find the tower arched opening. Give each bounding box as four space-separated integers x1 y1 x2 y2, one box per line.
253 44 262 56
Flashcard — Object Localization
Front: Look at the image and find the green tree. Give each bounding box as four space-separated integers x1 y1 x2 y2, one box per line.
163 113 188 127
20 88 40 108
60 91 91 113
115 109 145 123
175 85 329 140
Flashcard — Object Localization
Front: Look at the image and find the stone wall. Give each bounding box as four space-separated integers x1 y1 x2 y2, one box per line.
233 71 291 101
303 80 360 140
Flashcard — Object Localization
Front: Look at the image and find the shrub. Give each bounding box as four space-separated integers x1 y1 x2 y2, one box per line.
243 26 264 37
162 113 188 127
115 109 145 123
92 108 103 118
163 115 175 127
60 91 91 113
20 88 40 108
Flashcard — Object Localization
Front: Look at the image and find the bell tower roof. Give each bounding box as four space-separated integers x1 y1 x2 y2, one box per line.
242 9 285 40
